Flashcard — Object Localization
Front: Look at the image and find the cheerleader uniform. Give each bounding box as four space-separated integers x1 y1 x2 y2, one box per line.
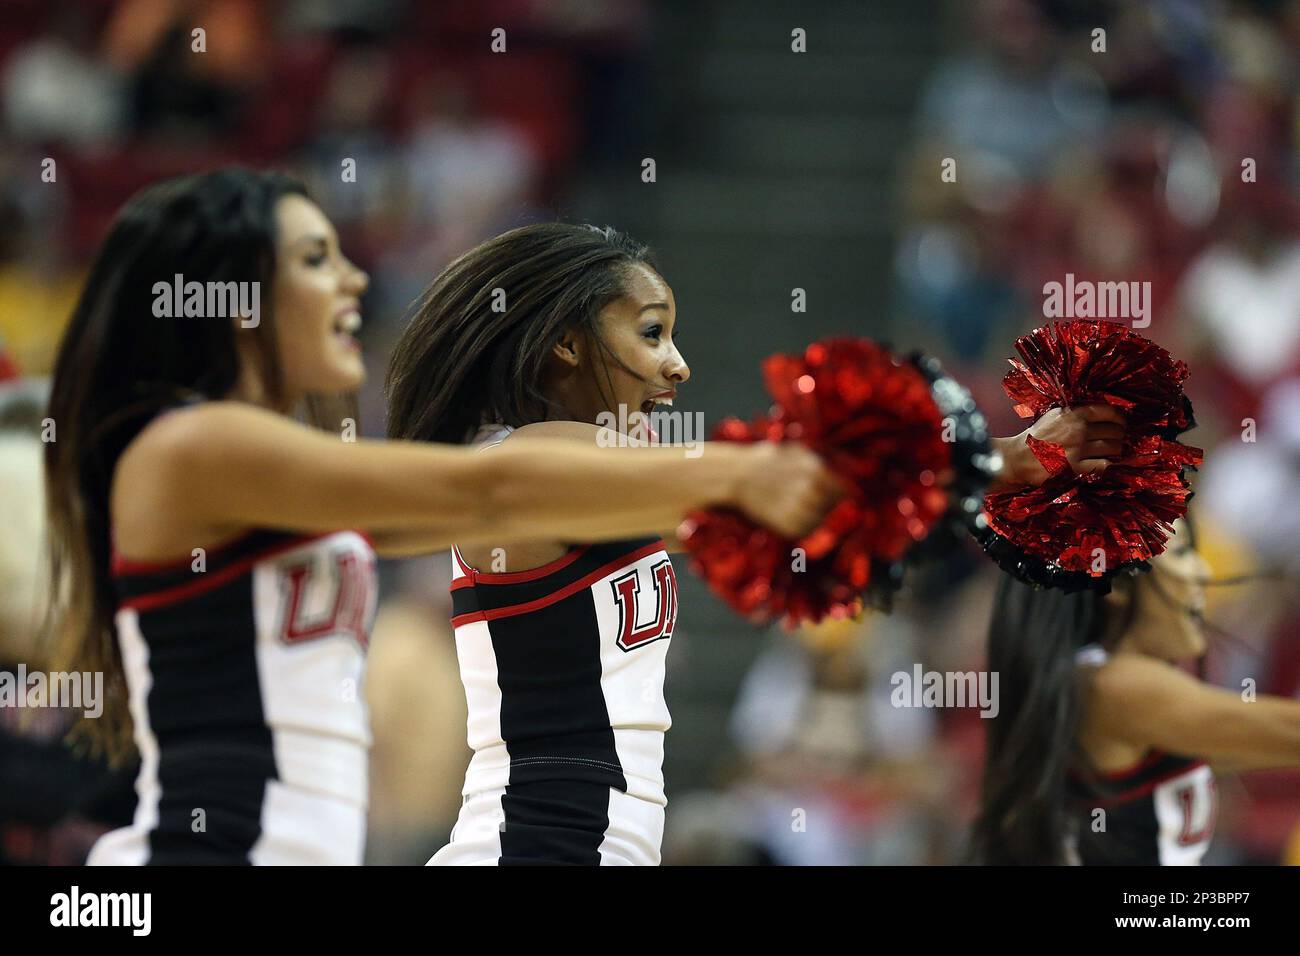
1067 644 1217 865
87 528 377 865
430 425 677 866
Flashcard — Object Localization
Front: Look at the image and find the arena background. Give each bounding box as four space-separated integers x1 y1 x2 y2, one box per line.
0 0 1297 865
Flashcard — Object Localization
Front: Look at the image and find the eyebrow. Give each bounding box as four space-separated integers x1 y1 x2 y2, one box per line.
638 302 671 314
289 234 331 252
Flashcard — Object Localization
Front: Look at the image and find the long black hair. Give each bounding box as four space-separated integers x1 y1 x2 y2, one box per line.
45 167 309 760
384 222 659 444
968 574 1140 864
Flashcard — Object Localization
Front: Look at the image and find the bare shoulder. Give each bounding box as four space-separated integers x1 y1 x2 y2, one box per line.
112 402 287 554
461 421 591 565
119 401 281 469
1080 651 1201 745
1087 652 1187 701
495 420 604 444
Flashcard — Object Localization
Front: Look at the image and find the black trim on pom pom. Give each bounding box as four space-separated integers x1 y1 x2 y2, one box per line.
909 352 1000 547
1162 395 1197 441
970 519 1138 594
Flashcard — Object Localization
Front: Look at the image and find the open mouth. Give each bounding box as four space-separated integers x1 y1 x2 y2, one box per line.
636 395 674 443
333 308 362 352
640 395 674 416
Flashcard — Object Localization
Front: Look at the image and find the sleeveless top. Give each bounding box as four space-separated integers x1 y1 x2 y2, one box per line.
446 424 677 806
1067 644 1217 865
88 528 378 865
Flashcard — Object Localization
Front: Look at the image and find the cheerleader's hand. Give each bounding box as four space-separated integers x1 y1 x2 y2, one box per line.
989 404 1127 491
733 442 846 539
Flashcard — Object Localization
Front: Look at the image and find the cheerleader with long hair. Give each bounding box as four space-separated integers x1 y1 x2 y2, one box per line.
971 517 1300 864
46 169 841 865
385 222 1125 865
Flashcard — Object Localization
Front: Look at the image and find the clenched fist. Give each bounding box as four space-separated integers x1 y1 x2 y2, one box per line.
732 442 846 539
990 404 1128 490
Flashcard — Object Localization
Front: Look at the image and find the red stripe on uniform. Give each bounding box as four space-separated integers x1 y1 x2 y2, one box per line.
450 541 666 628
1093 761 1208 806
118 531 343 612
452 545 591 584
112 531 260 575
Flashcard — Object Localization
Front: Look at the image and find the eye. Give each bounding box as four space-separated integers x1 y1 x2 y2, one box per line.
305 250 327 267
643 324 663 341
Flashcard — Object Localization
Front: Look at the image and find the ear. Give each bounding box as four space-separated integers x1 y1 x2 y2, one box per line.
551 329 582 369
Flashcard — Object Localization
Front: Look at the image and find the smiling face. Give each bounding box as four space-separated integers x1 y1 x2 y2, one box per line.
547 263 690 431
1112 519 1210 662
265 194 370 404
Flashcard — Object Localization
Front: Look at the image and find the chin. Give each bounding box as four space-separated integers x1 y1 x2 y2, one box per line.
343 365 367 389
301 369 365 397
327 357 367 391
1166 630 1207 663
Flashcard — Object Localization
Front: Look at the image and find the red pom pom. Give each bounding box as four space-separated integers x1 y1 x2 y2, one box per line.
981 320 1203 582
680 339 951 626
1000 318 1192 434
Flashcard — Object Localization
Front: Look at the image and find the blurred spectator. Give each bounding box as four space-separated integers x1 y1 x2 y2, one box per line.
0 167 80 377
400 73 539 266
104 0 270 141
299 42 404 245
1198 378 1300 574
0 380 134 865
916 0 1106 180
1175 180 1300 423
3 6 125 148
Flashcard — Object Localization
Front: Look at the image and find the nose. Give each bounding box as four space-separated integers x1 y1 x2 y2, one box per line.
343 259 369 297
665 345 690 385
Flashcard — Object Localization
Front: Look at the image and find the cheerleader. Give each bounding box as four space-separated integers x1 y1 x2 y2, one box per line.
384 222 1123 865
971 518 1300 865
46 169 840 865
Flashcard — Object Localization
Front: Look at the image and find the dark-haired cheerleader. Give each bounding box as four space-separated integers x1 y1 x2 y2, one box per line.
971 518 1300 864
384 222 1125 865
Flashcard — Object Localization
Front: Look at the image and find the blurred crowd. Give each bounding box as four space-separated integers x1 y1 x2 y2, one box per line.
0 0 650 408
1 0 1297 866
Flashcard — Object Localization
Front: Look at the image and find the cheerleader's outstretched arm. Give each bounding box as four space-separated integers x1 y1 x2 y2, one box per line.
1083 653 1300 772
113 402 840 560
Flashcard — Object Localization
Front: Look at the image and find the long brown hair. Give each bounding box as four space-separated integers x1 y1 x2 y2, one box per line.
969 574 1140 864
45 168 308 762
384 222 658 443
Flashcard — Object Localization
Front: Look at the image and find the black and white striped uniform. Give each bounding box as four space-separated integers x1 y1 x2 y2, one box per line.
87 528 377 865
430 426 677 865
1067 645 1217 865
